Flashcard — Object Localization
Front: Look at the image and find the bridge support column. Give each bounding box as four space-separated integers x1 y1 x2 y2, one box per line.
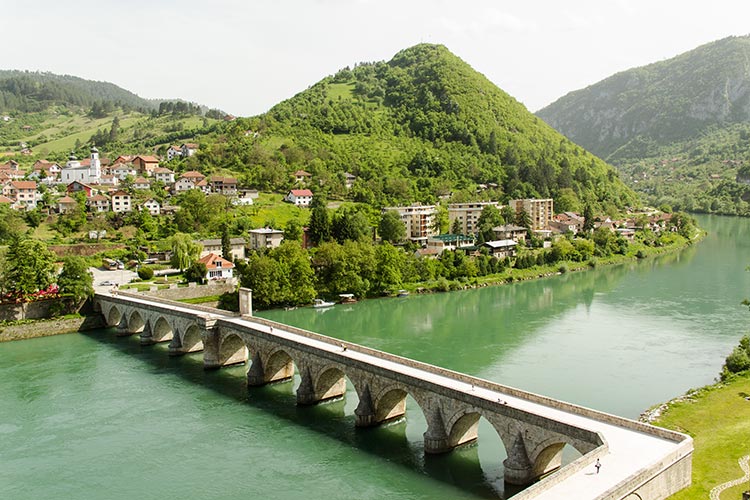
296 367 316 405
246 352 265 386
239 288 252 316
423 408 451 454
138 321 153 344
168 330 183 355
115 316 130 336
203 330 221 369
503 432 535 486
355 385 377 427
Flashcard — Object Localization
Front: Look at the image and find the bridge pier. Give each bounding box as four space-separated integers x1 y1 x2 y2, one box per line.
503 432 536 486
424 407 452 454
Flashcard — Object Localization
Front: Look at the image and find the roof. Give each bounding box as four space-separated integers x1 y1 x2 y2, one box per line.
211 175 238 183
249 227 284 235
199 237 246 246
57 196 77 204
289 189 313 196
484 239 518 249
11 181 37 189
89 194 109 202
181 143 199 149
180 170 205 178
154 167 174 174
429 233 474 243
0 195 12 204
493 224 527 232
198 252 235 270
134 155 159 163
111 190 130 197
134 177 149 183
293 169 312 176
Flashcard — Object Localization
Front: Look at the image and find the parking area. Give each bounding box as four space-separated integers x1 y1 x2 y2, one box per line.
89 266 138 293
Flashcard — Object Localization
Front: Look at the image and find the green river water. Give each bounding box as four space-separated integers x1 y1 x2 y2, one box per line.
1 214 748 499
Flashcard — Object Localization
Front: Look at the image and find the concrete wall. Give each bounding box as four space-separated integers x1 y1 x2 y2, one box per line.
0 314 106 342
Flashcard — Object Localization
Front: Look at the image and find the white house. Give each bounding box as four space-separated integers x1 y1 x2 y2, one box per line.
142 198 161 216
112 163 138 180
111 190 132 213
60 147 102 185
153 167 175 184
285 189 313 207
166 145 182 161
133 177 151 190
181 143 199 157
248 227 284 250
198 252 234 280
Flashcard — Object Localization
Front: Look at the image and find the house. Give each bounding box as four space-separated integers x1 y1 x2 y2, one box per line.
198 252 235 280
132 155 160 176
426 234 475 254
343 172 357 189
180 143 199 157
196 178 210 194
141 198 161 216
112 163 138 180
173 171 205 193
32 160 62 181
248 227 284 250
5 180 38 210
550 212 585 235
86 194 110 213
293 169 312 184
483 239 518 258
112 155 136 166
111 190 132 213
133 177 151 190
231 192 255 206
56 195 78 214
210 176 238 196
198 237 247 261
285 189 313 207
166 145 182 161
0 194 13 205
98 174 119 186
492 224 528 242
67 181 96 197
153 167 175 184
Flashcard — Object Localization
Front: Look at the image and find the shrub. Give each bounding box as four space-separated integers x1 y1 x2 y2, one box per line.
138 267 155 280
558 263 569 274
724 346 750 374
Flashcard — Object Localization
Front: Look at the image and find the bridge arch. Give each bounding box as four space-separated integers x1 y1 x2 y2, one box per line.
313 365 347 403
181 324 204 353
151 316 174 343
446 410 483 449
527 436 584 478
218 332 248 366
263 348 295 384
127 310 146 334
104 305 122 327
372 383 423 425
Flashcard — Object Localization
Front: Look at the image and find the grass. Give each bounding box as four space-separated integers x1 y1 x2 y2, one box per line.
654 373 750 499
238 192 310 229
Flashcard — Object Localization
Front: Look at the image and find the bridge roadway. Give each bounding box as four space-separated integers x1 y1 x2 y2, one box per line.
95 291 692 500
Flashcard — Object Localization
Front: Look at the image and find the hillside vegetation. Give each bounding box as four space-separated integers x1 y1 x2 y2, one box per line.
537 36 750 215
197 44 637 211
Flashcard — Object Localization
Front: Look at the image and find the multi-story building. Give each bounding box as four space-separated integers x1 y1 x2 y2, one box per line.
111 190 132 213
383 203 438 244
447 201 500 235
5 180 38 210
248 227 284 250
509 198 554 231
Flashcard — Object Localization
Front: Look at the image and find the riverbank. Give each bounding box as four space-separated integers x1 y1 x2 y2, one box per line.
0 314 105 342
647 372 750 500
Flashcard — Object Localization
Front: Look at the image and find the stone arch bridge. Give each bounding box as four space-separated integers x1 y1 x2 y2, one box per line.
95 290 692 500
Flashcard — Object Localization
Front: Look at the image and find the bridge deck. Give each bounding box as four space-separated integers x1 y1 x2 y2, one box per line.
97 293 691 499
223 315 685 499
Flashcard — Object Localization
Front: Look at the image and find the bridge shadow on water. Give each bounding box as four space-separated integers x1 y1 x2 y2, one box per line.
84 328 524 500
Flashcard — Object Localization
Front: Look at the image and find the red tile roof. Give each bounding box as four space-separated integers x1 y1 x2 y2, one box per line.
290 189 313 196
198 252 235 270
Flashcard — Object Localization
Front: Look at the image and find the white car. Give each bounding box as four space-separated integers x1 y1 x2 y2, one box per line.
99 280 117 286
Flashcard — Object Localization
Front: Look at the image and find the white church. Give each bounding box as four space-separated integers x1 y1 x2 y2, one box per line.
60 146 102 185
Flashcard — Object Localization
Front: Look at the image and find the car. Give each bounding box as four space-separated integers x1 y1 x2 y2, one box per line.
99 280 117 286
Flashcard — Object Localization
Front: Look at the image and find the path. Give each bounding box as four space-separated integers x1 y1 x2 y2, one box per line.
709 455 750 500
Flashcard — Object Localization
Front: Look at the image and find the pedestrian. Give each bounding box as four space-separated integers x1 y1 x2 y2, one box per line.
595 458 601 474
112 283 118 296
341 343 347 352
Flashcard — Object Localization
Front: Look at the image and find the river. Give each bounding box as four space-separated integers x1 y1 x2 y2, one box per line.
1 214 747 499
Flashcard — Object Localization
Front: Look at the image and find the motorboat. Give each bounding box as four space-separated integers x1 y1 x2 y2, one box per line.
339 293 357 304
312 298 335 308
397 290 410 297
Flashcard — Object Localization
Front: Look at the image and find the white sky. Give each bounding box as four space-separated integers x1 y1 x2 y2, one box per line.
3 0 749 116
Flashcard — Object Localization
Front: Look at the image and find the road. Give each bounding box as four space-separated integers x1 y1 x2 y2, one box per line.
89 266 138 293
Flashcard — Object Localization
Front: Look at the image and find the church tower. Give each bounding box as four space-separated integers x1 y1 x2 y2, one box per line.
89 146 101 180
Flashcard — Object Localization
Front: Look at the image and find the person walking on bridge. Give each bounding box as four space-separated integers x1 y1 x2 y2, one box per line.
595 458 601 474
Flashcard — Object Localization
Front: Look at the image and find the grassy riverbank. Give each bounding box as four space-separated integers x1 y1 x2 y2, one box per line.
652 372 750 499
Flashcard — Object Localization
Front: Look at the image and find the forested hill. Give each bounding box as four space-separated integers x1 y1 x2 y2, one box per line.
0 70 159 113
536 35 750 163
537 35 750 216
208 44 637 212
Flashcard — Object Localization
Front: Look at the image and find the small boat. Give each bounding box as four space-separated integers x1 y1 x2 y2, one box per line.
397 290 409 297
312 298 335 308
339 293 357 304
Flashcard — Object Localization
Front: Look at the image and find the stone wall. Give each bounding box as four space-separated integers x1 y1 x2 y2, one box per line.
139 281 236 301
0 315 106 342
0 298 61 322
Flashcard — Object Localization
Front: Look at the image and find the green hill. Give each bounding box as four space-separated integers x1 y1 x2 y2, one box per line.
536 36 750 215
201 44 637 211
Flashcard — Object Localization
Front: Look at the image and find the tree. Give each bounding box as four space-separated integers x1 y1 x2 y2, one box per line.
374 243 405 292
582 203 595 233
379 210 406 243
283 219 303 241
169 233 202 271
331 206 371 243
184 262 208 284
57 256 94 303
221 225 232 261
307 195 331 246
2 237 57 297
515 207 532 230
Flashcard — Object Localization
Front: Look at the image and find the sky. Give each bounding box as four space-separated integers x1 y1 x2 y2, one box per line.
3 0 750 117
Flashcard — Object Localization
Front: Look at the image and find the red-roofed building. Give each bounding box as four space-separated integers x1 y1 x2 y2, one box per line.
67 181 96 197
198 252 235 280
132 155 160 176
210 176 238 195
87 194 110 213
180 143 198 157
293 169 312 184
4 180 38 209
285 189 313 207
57 195 78 214
111 190 132 213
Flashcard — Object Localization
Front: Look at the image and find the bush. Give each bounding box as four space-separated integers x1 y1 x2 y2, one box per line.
217 291 239 312
635 249 647 259
558 263 569 274
724 347 750 374
138 267 155 280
